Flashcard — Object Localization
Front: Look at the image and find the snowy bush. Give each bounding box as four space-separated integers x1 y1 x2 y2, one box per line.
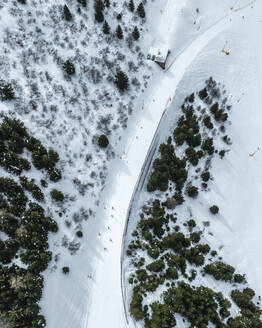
98 134 109 148
210 205 219 214
115 71 129 92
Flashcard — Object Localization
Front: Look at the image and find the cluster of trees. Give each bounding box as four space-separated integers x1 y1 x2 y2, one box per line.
20 176 44 202
127 194 260 326
210 102 228 122
0 265 46 328
229 288 262 327
96 0 143 42
131 280 261 328
0 116 61 326
127 81 261 327
0 200 58 326
173 106 201 147
204 261 245 283
0 117 61 181
102 22 140 40
0 177 27 216
147 142 187 192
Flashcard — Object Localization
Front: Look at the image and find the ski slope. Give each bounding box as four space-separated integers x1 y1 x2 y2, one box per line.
87 1 258 328
35 0 262 327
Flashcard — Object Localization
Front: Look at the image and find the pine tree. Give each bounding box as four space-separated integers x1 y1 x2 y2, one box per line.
137 2 145 18
132 26 140 40
95 9 104 22
94 0 104 22
63 4 73 21
104 0 110 8
103 20 110 34
95 0 104 12
116 25 123 39
0 83 15 101
63 60 75 75
115 71 129 92
77 0 86 7
128 0 135 12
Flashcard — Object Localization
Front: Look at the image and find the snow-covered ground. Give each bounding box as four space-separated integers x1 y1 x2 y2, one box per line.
85 1 261 328
1 0 261 327
123 0 262 327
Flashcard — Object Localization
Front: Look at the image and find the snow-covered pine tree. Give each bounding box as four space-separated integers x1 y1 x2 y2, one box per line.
103 20 110 34
115 71 129 92
128 0 135 12
94 0 105 22
137 2 145 18
116 25 123 39
63 60 75 75
132 26 140 40
63 4 73 21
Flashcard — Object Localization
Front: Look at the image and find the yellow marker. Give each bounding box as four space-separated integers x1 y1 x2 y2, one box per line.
249 148 260 157
197 26 200 30
123 151 125 154
221 49 230 55
120 156 122 160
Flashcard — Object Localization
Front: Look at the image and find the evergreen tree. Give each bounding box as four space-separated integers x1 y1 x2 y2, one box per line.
210 205 219 214
77 0 87 7
63 4 72 21
128 0 135 12
104 0 110 8
115 71 129 92
95 0 104 11
103 20 110 34
62 266 70 274
116 25 123 39
137 2 145 18
94 0 104 22
0 83 15 101
63 60 75 75
98 135 109 148
132 26 140 40
95 10 104 22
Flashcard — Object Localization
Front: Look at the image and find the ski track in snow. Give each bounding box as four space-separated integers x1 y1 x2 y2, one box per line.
86 1 257 328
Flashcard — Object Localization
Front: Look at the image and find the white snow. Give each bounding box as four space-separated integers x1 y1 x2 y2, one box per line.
0 0 261 327
87 1 260 328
